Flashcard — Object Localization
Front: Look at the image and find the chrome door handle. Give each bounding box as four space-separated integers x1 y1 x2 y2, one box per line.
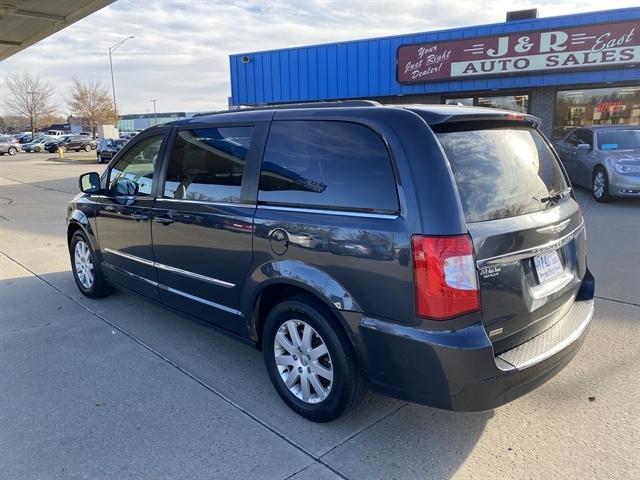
153 215 174 225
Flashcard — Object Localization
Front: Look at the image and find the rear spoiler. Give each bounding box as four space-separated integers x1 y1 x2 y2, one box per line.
404 106 541 128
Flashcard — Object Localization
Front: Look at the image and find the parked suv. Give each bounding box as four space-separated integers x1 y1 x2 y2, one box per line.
68 102 595 421
0 135 20 155
47 135 96 153
96 138 127 163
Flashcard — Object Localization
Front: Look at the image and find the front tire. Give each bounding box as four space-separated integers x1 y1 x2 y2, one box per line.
8 147 17 155
592 167 611 203
70 231 114 298
262 296 365 422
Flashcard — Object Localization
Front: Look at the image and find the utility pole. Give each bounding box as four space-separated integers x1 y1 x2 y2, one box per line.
108 36 135 126
27 90 35 139
150 99 158 126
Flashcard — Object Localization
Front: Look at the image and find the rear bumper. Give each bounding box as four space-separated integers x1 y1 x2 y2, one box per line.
358 271 595 411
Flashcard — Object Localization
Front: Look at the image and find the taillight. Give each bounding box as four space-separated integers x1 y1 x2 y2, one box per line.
411 235 480 320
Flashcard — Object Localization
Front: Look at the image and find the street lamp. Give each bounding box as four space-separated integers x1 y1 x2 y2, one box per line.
150 99 158 126
108 35 134 125
27 90 35 139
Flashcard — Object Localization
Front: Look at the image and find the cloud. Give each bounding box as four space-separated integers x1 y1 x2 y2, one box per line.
0 0 637 115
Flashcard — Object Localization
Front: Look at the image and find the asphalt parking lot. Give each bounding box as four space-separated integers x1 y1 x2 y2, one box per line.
1 151 639 480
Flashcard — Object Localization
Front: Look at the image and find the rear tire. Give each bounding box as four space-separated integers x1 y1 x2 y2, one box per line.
70 231 114 298
84 144 92 152
592 166 611 203
8 147 17 155
34 146 41 153
262 295 365 422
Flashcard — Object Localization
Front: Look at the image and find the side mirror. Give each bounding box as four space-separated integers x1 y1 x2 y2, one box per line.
577 143 592 151
79 172 101 193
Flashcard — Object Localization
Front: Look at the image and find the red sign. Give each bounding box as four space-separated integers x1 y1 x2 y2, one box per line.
397 21 639 84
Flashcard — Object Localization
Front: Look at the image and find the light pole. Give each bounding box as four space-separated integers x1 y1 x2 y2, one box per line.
109 36 134 125
27 90 35 138
150 99 158 126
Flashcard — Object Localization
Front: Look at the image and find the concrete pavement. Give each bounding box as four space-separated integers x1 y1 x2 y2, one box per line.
1 152 639 479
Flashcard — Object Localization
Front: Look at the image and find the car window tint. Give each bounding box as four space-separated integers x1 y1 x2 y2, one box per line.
163 126 253 203
108 134 164 196
576 129 593 146
435 125 568 223
565 131 580 146
258 121 398 213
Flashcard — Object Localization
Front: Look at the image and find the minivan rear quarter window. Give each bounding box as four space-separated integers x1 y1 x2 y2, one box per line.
258 120 399 213
434 124 568 223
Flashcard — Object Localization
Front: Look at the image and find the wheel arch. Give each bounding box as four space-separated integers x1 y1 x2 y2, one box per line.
67 210 101 258
241 260 361 348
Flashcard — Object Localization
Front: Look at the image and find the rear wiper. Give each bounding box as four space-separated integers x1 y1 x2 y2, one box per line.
540 187 572 205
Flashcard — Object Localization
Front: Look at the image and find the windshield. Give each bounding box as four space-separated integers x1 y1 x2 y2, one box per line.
597 129 640 151
435 125 568 223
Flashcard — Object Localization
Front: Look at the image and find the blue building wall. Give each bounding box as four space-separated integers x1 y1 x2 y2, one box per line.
229 7 640 106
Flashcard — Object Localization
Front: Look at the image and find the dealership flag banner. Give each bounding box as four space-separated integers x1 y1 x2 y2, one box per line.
397 21 639 84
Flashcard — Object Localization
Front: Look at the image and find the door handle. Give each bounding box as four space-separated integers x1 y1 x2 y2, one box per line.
153 214 174 225
131 211 149 221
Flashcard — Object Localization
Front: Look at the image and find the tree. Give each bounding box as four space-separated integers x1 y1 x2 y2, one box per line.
0 114 30 134
2 73 56 136
69 78 117 136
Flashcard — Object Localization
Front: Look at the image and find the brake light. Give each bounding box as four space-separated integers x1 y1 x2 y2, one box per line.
411 235 480 320
507 112 525 121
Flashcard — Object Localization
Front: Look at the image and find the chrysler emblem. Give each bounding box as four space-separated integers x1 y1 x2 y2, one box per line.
537 219 570 234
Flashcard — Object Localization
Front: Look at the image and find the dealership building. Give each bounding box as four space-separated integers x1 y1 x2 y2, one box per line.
229 6 640 139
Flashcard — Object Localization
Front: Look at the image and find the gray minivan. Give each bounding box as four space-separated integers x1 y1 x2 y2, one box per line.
68 101 595 421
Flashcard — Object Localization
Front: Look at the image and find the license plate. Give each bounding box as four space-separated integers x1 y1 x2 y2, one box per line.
533 250 563 283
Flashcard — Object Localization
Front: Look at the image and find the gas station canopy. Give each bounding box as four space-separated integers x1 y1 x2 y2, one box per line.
0 0 114 61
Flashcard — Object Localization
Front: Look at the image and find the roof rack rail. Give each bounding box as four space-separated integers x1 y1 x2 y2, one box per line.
192 100 381 117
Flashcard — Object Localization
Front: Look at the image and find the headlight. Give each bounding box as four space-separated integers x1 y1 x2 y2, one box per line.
614 163 640 174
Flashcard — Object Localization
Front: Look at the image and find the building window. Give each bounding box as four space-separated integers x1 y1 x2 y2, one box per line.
444 94 528 113
554 86 640 139
444 97 473 107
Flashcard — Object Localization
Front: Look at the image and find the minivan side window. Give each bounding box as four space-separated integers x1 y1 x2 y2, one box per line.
108 134 164 196
163 126 253 203
258 121 399 213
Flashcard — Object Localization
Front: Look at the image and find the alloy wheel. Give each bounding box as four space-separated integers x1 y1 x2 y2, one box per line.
274 319 333 404
74 240 94 289
593 171 606 199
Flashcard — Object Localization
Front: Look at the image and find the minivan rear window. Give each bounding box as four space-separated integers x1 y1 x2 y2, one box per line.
435 125 568 223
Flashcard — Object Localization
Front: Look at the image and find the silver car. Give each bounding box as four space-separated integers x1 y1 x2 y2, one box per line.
0 135 20 156
554 126 640 202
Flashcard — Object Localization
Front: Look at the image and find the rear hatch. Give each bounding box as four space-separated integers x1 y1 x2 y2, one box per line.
433 121 587 353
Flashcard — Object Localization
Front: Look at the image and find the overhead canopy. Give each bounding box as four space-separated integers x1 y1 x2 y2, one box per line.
0 0 114 61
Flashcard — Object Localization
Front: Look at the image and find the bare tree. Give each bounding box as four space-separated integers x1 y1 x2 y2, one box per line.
69 78 117 136
2 73 56 137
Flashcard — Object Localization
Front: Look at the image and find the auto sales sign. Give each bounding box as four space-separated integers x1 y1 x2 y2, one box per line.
397 21 639 84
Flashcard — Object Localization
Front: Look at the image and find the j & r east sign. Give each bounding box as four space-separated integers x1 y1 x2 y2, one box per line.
397 21 639 84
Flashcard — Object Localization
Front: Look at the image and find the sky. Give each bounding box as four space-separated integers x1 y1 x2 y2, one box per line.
0 0 638 116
